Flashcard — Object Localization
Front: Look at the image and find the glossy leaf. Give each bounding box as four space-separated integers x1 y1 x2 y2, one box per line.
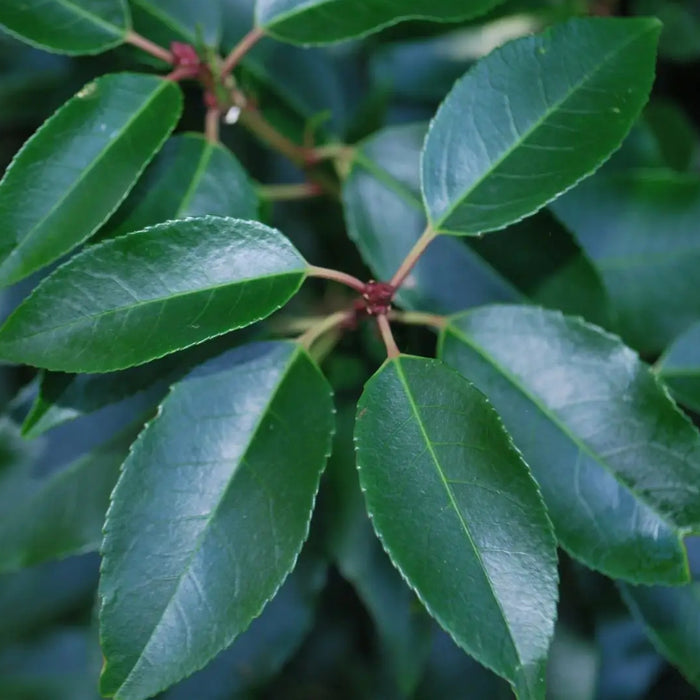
619 537 700 692
130 0 222 47
0 217 307 372
0 0 130 55
355 355 558 699
421 18 660 235
0 73 183 287
104 133 258 239
255 0 505 45
22 333 242 438
551 170 700 354
343 123 521 313
657 321 700 415
439 305 700 584
99 341 334 699
0 424 138 573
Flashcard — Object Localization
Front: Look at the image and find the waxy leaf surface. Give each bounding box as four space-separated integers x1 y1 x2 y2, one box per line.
99 341 334 699
0 73 182 286
105 133 258 239
657 321 700 415
256 0 504 45
355 355 558 699
0 217 307 372
440 306 700 584
0 0 130 55
422 17 660 235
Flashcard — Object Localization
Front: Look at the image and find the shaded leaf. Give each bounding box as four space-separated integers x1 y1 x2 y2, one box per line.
0 0 130 55
0 217 307 372
354 354 558 699
657 321 700 415
342 123 521 313
0 73 182 286
99 341 334 699
103 133 258 239
439 305 700 584
129 0 222 47
634 0 700 62
256 0 505 45
551 170 700 354
421 17 660 235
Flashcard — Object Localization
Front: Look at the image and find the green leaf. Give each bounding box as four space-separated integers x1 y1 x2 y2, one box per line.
99 341 334 699
0 217 307 373
103 133 258 239
421 17 660 235
643 99 699 172
634 0 700 62
618 538 700 692
439 305 700 584
657 321 700 414
0 423 138 573
130 0 222 47
22 333 243 438
0 73 183 287
354 355 558 699
255 0 505 45
0 0 130 55
343 123 521 313
551 170 700 354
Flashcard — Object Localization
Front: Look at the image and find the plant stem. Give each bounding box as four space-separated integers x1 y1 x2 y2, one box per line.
298 310 352 350
258 182 323 201
389 310 447 330
307 265 366 293
205 108 220 143
125 30 174 64
376 314 400 359
390 225 437 289
221 27 265 77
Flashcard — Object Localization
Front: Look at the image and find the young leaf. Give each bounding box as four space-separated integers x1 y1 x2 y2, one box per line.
551 170 700 353
343 123 521 313
103 133 258 239
421 17 661 235
0 423 138 573
439 305 700 584
0 73 183 287
255 0 504 45
0 217 308 373
99 341 334 699
0 0 130 55
657 321 700 414
618 538 700 692
354 355 558 700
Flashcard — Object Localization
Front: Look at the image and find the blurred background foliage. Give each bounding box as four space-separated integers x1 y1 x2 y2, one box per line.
0 0 699 697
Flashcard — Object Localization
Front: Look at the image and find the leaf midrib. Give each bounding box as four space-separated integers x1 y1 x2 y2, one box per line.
430 24 653 231
444 322 681 531
53 0 126 35
176 141 214 217
392 358 522 670
0 78 174 280
2 268 305 344
115 345 299 692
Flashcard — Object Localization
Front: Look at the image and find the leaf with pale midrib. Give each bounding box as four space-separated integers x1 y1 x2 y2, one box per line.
440 305 700 584
355 354 558 699
99 341 335 700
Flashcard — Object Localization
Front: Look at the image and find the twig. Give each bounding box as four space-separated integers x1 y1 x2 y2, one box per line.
307 265 366 294
205 107 220 143
390 225 437 289
221 27 265 77
258 182 323 201
376 315 400 359
125 30 174 64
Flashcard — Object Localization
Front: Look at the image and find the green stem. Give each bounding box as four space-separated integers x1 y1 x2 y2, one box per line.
298 310 352 350
258 182 323 201
390 225 437 289
376 314 400 358
389 310 447 330
307 265 366 293
125 30 174 64
221 27 265 77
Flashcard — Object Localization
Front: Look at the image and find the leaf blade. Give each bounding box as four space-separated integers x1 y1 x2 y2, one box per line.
439 305 700 584
0 0 130 54
0 217 307 372
354 355 558 699
0 73 183 286
421 17 661 235
99 341 335 699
